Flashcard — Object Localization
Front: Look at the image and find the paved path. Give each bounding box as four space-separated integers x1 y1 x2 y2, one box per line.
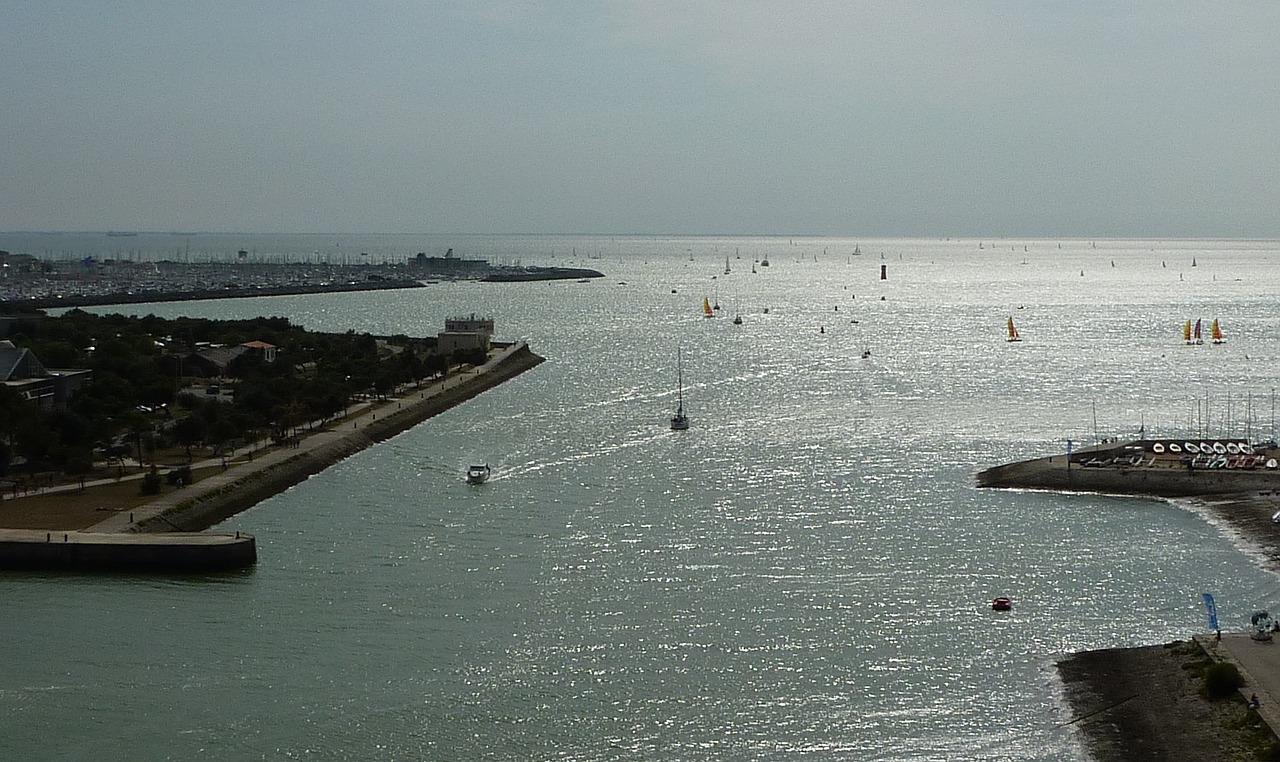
8 342 527 533
1200 632 1280 734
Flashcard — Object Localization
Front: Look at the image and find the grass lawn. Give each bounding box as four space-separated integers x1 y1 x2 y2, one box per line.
0 463 230 531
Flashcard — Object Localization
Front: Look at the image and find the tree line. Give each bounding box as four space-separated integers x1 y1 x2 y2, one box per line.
0 309 487 481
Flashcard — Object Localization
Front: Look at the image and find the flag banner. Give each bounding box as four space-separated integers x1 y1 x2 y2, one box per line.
1203 593 1219 631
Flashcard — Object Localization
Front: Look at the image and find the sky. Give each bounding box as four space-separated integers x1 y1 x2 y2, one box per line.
2 1 1278 238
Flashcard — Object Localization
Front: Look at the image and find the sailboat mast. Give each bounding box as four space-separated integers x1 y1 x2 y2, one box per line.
677 350 683 402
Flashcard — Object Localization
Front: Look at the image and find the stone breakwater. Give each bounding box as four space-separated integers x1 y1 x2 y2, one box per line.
976 441 1280 498
130 344 545 534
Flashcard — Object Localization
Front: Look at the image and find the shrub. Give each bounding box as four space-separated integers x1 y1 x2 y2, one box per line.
1204 662 1246 699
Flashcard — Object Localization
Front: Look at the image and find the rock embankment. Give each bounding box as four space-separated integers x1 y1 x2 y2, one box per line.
1058 641 1271 762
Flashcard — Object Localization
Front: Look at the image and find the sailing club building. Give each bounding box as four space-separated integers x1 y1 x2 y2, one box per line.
437 314 494 355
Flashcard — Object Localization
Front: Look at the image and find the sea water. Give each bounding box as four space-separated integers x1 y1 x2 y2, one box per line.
4 235 1280 760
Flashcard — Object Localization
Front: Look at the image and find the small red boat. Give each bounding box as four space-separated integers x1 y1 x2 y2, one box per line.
991 597 1013 611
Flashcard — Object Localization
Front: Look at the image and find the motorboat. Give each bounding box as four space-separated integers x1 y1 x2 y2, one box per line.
466 464 491 485
991 597 1013 612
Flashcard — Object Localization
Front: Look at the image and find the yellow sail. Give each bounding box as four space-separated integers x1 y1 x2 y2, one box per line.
1183 319 1191 343
703 297 713 318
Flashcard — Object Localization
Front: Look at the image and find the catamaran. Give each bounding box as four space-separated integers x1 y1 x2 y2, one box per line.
702 297 714 318
1183 319 1193 345
670 349 690 431
1006 317 1023 342
1212 318 1226 344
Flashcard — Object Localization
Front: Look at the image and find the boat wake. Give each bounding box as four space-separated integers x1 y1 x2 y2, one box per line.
497 429 671 478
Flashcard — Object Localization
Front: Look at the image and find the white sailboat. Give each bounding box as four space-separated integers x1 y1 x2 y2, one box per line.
670 349 690 430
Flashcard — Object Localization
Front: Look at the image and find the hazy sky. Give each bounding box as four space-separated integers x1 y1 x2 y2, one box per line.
3 2 1278 237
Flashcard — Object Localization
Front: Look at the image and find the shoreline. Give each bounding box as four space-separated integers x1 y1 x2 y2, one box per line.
977 442 1280 570
1058 640 1275 761
1 278 426 311
983 442 1280 758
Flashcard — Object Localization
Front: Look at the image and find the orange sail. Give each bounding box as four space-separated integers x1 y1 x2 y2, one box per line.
1212 318 1225 344
1006 316 1022 342
703 297 713 318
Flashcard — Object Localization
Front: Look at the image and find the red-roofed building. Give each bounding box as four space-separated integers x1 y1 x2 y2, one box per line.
240 340 278 363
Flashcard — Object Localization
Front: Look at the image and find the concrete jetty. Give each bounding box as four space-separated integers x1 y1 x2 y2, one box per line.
0 528 255 572
0 341 544 572
977 439 1280 498
92 340 544 535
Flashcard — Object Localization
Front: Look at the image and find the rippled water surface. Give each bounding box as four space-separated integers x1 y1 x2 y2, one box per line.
6 235 1280 760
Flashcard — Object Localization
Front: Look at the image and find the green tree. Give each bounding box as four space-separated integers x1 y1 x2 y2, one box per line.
171 415 207 460
64 447 94 491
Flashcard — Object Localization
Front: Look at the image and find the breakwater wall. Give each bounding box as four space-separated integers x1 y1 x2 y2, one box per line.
134 344 546 533
0 529 255 572
977 453 1280 497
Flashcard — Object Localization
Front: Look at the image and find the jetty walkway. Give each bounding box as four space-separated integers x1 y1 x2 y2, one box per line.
94 340 542 533
1204 632 1280 738
0 341 544 570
